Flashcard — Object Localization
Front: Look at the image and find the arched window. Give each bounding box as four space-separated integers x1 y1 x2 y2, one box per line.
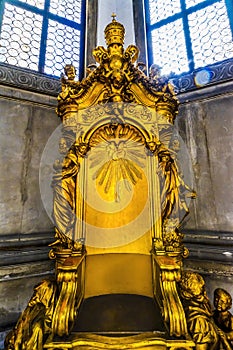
0 0 86 78
145 0 233 78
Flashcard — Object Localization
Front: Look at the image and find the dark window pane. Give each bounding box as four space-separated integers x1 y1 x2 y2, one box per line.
0 0 85 78
146 0 233 77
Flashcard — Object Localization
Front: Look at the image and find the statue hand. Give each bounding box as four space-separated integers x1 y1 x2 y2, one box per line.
186 190 197 199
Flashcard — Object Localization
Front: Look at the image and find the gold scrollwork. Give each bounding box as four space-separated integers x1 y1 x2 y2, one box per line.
57 16 179 116
153 255 188 338
51 253 85 338
52 271 78 336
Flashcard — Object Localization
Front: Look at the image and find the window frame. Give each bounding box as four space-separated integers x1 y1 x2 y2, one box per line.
144 0 233 91
0 0 86 79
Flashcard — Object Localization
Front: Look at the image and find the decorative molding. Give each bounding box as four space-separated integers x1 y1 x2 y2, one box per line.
173 58 233 93
183 229 233 264
0 231 54 248
1 58 233 100
0 63 61 96
177 79 233 104
186 244 233 263
0 260 55 282
0 247 52 267
184 260 233 278
0 231 54 266
183 229 233 245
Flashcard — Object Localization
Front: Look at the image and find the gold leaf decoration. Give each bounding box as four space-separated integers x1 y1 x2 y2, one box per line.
89 124 146 202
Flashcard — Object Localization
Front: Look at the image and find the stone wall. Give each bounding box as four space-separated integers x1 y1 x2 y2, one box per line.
0 91 58 235
177 88 233 232
176 80 233 309
0 66 60 348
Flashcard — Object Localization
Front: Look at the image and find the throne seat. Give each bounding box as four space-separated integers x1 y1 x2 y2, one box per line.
74 294 165 334
43 253 195 349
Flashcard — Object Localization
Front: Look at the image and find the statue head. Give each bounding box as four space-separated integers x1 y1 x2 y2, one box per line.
149 64 161 80
159 150 172 163
214 288 232 312
179 271 206 302
59 137 68 155
111 69 125 88
171 138 180 152
64 64 76 81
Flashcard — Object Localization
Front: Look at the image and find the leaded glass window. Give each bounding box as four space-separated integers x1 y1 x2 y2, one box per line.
145 0 233 76
0 0 86 78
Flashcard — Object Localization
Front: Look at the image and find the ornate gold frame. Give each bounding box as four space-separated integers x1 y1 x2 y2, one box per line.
9 16 230 350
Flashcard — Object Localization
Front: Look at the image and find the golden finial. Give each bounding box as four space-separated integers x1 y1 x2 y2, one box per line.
111 12 117 21
104 14 125 47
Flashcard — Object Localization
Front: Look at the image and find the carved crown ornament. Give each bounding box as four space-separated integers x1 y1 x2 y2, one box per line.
56 16 179 125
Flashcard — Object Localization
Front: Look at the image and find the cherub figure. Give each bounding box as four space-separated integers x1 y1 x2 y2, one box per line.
108 69 126 102
179 271 231 350
149 63 176 95
213 288 233 342
58 64 80 101
149 63 161 83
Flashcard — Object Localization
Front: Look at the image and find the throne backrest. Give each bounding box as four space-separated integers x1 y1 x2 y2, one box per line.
53 17 182 298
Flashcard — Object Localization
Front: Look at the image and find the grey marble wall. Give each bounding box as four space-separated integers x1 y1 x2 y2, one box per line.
176 88 233 232
177 84 233 311
0 75 59 347
0 85 60 236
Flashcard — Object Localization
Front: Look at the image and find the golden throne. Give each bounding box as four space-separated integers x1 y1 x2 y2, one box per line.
5 17 200 350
